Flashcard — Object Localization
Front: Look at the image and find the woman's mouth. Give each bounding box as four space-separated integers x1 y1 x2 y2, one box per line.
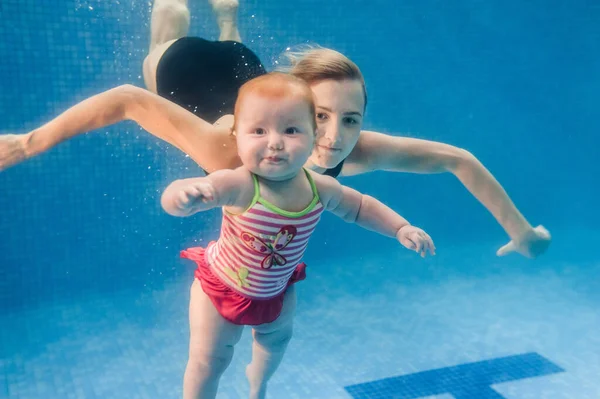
318 145 341 153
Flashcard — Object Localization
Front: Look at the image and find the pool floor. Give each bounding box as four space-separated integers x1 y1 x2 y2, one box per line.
2 238 598 399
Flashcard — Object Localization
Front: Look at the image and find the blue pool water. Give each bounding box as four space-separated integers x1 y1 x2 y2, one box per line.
1 0 598 398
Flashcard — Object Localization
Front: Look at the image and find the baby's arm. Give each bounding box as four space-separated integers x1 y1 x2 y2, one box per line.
161 168 252 217
312 172 435 256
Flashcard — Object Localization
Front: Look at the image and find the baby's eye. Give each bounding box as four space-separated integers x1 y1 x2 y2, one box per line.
284 127 300 134
254 128 266 135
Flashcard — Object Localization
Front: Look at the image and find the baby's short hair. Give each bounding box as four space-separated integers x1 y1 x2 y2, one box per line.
233 72 317 132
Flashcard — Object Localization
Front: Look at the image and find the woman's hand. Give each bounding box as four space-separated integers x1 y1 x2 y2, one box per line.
496 225 551 258
0 134 29 171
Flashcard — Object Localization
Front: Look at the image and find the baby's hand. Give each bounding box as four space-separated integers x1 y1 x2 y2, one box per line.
397 225 436 257
175 182 217 214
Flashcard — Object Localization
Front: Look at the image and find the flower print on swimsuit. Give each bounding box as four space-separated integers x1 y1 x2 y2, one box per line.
224 266 251 288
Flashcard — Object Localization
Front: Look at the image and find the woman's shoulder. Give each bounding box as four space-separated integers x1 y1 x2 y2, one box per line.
342 130 390 175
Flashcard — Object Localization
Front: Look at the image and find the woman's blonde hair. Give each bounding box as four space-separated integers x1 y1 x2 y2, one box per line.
276 44 367 109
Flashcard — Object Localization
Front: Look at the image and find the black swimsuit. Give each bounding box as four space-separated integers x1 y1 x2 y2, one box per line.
156 37 266 123
156 37 345 178
322 159 345 178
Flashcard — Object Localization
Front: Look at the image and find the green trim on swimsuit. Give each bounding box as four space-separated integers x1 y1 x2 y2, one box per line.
253 169 320 218
222 172 262 216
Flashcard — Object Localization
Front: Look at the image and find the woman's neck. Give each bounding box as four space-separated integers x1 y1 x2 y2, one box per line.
303 158 326 174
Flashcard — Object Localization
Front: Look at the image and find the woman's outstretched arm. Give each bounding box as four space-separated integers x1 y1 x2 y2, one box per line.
344 131 551 258
0 84 240 173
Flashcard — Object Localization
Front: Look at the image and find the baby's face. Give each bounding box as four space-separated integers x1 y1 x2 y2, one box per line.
234 93 315 181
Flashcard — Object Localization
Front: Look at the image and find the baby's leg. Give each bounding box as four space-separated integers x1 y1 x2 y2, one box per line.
209 0 241 42
184 279 244 399
246 286 297 399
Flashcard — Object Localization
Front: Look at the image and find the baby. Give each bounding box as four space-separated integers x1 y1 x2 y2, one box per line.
160 72 435 399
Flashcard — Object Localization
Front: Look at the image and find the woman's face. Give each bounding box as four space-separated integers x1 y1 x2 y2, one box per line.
308 79 365 169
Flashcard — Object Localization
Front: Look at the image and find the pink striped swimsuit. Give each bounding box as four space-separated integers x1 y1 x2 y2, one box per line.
181 170 324 325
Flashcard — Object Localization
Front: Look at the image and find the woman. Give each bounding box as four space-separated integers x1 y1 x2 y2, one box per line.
0 0 550 258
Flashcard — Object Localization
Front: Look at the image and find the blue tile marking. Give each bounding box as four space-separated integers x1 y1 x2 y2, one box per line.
344 352 564 399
